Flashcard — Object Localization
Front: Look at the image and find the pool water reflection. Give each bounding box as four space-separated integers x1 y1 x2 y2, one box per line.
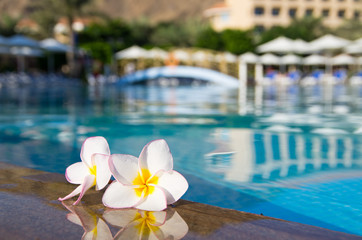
0 81 361 235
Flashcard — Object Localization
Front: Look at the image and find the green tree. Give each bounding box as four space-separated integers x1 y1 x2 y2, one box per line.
81 41 112 64
149 21 188 48
0 15 19 36
257 17 331 45
287 17 330 41
149 19 208 48
333 19 362 40
221 29 255 54
78 19 132 63
195 27 222 50
128 18 154 47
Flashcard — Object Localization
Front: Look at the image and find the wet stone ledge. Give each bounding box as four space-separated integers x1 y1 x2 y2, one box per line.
0 162 361 240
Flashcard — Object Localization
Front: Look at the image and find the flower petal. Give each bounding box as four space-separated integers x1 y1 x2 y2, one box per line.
156 170 188 204
65 162 89 184
62 202 96 231
74 174 96 205
142 211 167 227
82 231 96 240
58 184 82 202
92 153 111 190
102 181 142 209
138 139 173 177
159 211 189 239
66 213 82 227
59 174 95 204
112 221 143 240
103 209 139 228
81 136 110 167
135 186 167 211
109 154 139 185
95 218 113 240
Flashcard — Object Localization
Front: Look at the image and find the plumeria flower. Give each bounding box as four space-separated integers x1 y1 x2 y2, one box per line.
103 208 188 240
102 139 188 211
62 202 113 240
59 136 111 205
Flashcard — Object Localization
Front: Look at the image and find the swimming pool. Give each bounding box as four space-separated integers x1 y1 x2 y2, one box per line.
0 80 361 235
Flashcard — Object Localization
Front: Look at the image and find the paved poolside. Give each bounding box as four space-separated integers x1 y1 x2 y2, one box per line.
0 162 360 240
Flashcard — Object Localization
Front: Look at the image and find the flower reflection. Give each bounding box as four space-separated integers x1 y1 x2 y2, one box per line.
103 208 188 240
62 202 113 240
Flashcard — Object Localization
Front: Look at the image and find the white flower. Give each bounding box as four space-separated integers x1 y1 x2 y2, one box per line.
103 209 188 240
62 202 113 240
59 136 111 205
102 139 188 211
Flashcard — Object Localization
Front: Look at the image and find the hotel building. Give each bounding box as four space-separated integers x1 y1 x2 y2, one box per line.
204 0 362 31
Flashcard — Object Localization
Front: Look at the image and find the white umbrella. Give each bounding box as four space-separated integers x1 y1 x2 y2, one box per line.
309 34 351 74
8 35 40 48
260 53 280 65
344 38 362 54
172 49 190 62
9 46 43 72
0 35 8 45
192 50 213 63
303 54 326 65
9 46 43 56
239 52 259 64
293 39 312 54
309 34 351 52
215 52 238 63
0 35 9 54
223 52 238 63
115 45 148 59
40 38 70 73
281 54 302 65
40 38 70 52
7 35 43 72
257 36 295 54
146 47 168 59
357 56 362 65
331 54 355 65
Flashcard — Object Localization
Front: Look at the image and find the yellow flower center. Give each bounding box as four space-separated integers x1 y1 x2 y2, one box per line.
133 212 160 237
132 169 159 197
89 165 97 186
89 165 97 176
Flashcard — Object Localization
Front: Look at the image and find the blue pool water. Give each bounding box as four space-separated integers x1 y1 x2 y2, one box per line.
0 80 362 235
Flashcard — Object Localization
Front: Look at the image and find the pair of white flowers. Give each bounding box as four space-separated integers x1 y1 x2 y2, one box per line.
58 137 189 211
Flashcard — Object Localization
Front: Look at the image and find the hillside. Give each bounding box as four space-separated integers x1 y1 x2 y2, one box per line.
0 0 220 23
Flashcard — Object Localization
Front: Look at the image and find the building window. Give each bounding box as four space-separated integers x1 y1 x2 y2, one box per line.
354 11 360 19
289 8 297 18
221 13 229 22
254 7 265 15
305 9 313 17
322 9 329 17
272 8 280 16
338 10 345 18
